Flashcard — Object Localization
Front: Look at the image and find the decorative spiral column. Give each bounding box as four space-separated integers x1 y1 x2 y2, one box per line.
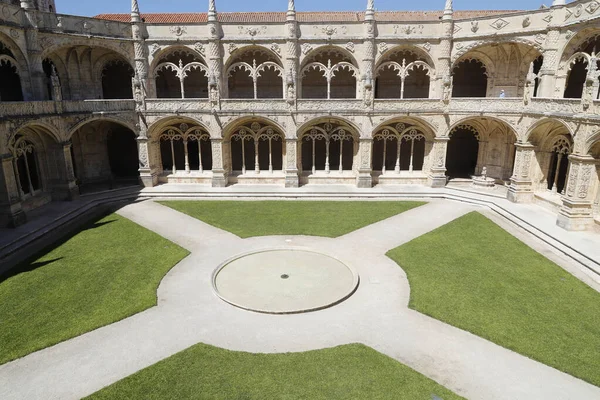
439 0 454 101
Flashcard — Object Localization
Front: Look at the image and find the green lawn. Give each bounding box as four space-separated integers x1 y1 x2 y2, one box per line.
387 212 600 387
86 343 464 400
159 200 425 238
0 213 189 366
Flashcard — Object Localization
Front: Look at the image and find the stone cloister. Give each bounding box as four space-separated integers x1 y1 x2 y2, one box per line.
1 0 600 231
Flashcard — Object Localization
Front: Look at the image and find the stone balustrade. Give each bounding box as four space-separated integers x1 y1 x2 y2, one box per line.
0 100 135 118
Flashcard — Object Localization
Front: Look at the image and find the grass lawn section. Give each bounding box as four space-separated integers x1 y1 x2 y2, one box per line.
159 200 425 238
86 343 464 400
387 212 600 387
0 214 189 365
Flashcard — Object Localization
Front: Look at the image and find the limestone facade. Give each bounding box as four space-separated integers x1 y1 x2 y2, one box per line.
1 0 600 231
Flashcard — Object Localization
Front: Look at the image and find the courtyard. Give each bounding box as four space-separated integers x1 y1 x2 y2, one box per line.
1 196 599 399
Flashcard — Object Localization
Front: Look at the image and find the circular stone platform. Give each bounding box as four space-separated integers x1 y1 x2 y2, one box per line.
213 249 359 314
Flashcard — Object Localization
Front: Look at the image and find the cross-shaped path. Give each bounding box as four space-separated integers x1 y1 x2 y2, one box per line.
1 200 599 400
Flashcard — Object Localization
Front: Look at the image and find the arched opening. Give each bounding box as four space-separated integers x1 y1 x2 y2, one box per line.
227 48 283 99
564 57 588 99
154 49 209 99
300 121 355 174
452 59 487 98
159 122 212 175
12 137 42 198
527 120 574 202
101 60 134 99
372 123 427 173
545 137 572 193
71 121 140 192
561 34 600 99
229 121 284 174
0 41 23 101
375 49 432 99
446 126 480 178
300 48 358 99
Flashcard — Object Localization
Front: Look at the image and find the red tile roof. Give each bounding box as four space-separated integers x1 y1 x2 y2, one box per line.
94 10 523 24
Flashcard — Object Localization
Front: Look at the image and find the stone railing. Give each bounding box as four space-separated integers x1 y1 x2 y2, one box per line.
39 12 132 38
2 97 598 120
0 100 135 118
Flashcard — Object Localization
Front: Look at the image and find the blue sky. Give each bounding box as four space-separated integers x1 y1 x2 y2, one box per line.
55 0 550 16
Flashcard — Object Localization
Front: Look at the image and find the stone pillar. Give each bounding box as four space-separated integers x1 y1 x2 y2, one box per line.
537 29 561 98
137 137 158 187
356 138 373 188
21 6 46 100
211 139 227 187
507 142 536 203
285 138 299 188
557 155 598 231
438 0 454 100
285 1 298 105
428 137 449 187
0 154 26 227
53 141 79 200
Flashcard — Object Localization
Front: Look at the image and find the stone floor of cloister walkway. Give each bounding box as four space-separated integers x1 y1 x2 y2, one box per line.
1 194 600 400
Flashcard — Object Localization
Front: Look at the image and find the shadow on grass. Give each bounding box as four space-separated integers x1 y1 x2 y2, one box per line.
0 213 118 284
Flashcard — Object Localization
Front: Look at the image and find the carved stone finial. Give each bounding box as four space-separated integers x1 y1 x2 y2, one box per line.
287 0 296 20
551 0 566 6
208 0 217 22
442 0 453 20
365 0 375 21
131 0 141 23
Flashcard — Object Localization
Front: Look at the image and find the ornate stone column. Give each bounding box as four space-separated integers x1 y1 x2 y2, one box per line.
285 138 299 188
356 138 373 188
0 153 26 227
537 22 562 98
211 139 227 187
438 0 454 100
207 0 224 103
361 0 376 106
20 2 45 100
285 0 298 105
507 142 536 203
428 137 449 187
131 0 151 101
557 154 598 231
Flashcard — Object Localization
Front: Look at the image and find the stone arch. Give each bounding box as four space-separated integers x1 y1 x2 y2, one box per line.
9 124 61 208
375 46 434 99
0 38 25 101
0 32 31 99
376 45 436 72
67 116 136 141
151 46 209 99
300 46 360 99
452 39 543 64
149 45 208 75
452 57 490 98
224 118 286 175
447 117 518 180
40 40 133 65
148 116 211 140
70 119 140 190
222 116 285 141
93 54 135 99
297 117 360 175
373 116 437 139
371 118 434 176
525 118 574 196
558 28 600 66
225 45 284 99
151 117 213 176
